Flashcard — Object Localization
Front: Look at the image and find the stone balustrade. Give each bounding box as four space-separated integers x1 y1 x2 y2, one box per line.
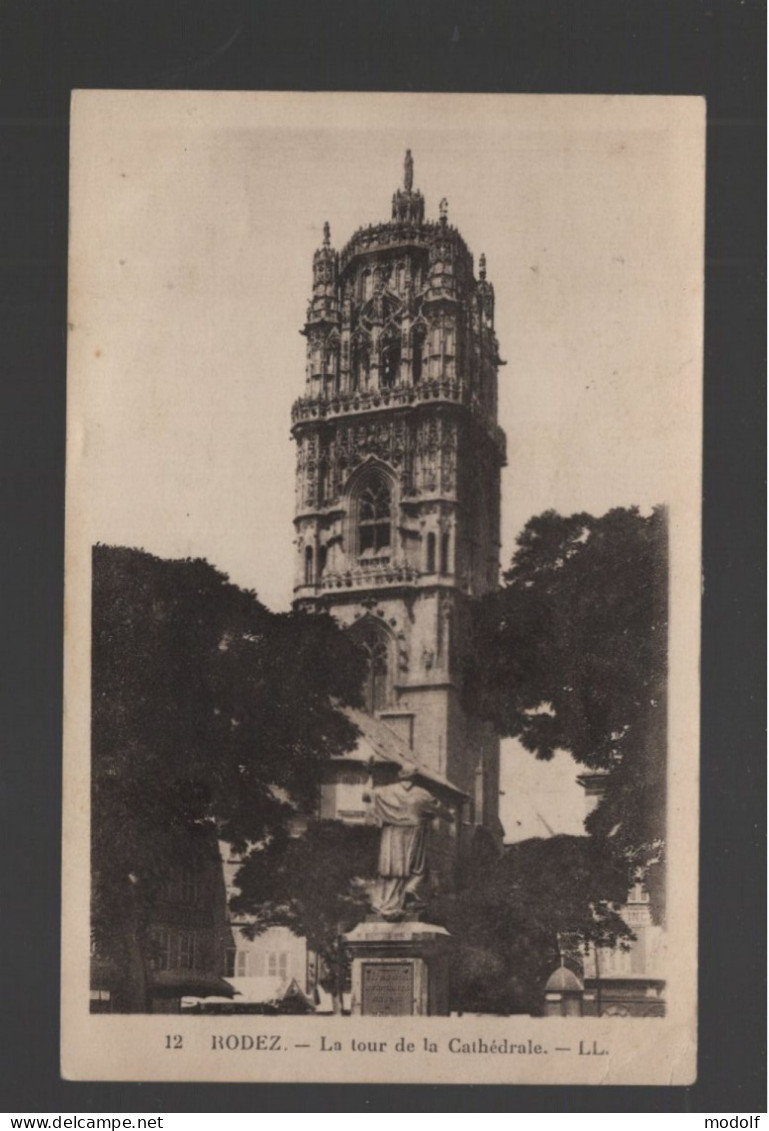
339 220 472 274
290 378 506 460
318 559 421 591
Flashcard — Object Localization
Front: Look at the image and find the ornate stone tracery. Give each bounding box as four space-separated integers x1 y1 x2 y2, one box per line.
291 155 505 848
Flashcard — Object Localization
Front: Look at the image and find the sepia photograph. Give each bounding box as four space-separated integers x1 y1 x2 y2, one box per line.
62 91 704 1084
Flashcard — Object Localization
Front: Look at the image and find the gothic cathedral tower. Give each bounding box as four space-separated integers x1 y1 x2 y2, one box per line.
291 152 506 845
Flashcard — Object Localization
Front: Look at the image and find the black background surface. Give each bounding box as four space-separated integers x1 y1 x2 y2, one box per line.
1 0 765 1113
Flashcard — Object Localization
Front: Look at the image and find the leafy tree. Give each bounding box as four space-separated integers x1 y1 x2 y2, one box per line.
434 835 633 1015
463 506 668 913
231 821 379 1013
91 544 365 1010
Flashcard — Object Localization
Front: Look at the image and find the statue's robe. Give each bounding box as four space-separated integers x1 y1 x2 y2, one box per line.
368 781 442 918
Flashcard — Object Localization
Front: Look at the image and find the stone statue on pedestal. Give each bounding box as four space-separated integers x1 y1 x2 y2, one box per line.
363 764 454 921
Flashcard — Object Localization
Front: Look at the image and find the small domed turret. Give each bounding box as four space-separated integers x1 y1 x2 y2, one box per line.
543 960 584 1018
544 964 584 994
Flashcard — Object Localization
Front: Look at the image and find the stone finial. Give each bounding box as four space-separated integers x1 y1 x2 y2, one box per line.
404 149 414 192
323 220 331 247
439 197 448 223
479 253 487 281
391 152 425 223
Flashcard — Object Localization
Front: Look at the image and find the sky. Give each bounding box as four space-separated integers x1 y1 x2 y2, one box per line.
68 92 704 841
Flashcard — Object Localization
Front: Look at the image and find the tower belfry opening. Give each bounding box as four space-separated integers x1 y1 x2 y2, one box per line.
292 152 507 848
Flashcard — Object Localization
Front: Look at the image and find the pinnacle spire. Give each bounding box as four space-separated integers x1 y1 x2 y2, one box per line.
479 253 487 280
404 148 413 192
323 220 331 247
391 150 425 224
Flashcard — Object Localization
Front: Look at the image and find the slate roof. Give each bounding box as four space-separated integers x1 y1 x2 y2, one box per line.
338 705 467 797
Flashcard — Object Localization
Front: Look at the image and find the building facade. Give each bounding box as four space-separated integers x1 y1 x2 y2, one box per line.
290 151 506 862
580 878 667 1017
549 773 667 1018
91 856 234 1014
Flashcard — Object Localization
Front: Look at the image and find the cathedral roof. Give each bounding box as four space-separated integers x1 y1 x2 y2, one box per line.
340 704 467 798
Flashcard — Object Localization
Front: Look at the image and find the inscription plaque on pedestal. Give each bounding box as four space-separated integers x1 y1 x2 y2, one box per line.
361 961 414 1016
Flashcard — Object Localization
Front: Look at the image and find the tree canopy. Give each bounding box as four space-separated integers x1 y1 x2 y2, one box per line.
91 544 366 1007
230 820 379 1011
463 506 668 905
434 835 633 1015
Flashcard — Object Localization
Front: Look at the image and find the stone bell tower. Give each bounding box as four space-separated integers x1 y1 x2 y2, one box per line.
291 151 506 842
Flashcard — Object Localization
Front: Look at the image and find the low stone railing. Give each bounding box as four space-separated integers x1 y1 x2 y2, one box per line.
291 376 467 422
338 220 472 273
319 560 420 591
291 379 506 460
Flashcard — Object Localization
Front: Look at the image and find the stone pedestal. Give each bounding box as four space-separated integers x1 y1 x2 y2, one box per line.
343 919 451 1016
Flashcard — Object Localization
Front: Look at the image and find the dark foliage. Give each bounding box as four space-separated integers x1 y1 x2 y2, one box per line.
434 835 633 1015
463 506 668 911
231 820 379 1010
91 544 365 1008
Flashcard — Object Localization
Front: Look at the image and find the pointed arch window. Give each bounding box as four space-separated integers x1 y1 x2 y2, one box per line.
440 532 450 574
361 268 373 302
426 532 436 573
310 339 323 379
352 621 391 713
325 334 340 390
351 336 370 391
412 323 426 383
381 330 400 389
359 477 391 554
318 456 329 506
304 546 314 585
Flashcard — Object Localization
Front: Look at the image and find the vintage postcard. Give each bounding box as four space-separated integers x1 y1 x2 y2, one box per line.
62 91 703 1084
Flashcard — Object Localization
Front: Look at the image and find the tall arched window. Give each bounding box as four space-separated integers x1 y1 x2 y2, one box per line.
412 324 426 383
304 546 313 585
359 343 370 387
426 532 436 573
325 335 340 391
358 476 391 554
318 545 327 577
317 457 328 506
440 532 450 574
351 335 370 391
429 323 441 376
381 330 400 389
310 339 323 378
352 621 391 713
361 268 373 301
